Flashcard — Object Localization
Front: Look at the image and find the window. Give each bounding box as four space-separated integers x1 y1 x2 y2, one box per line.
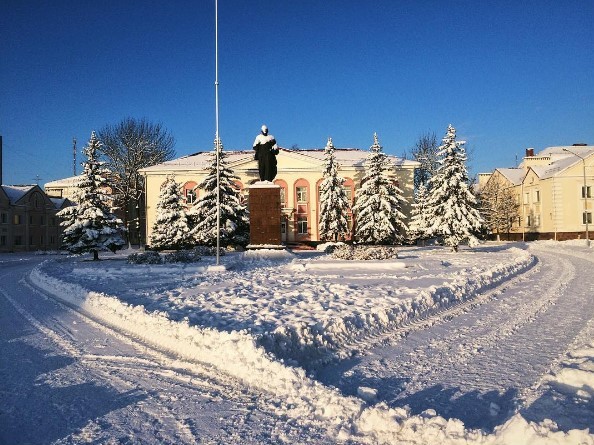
526 215 531 227
534 190 540 203
14 236 22 246
296 186 307 203
523 192 530 205
40 235 44 245
343 186 352 203
50 235 55 244
183 181 198 205
0 213 6 224
13 215 22 225
584 212 593 225
40 216 45 225
297 216 308 234
280 188 286 206
534 214 541 226
281 221 287 234
29 236 34 246
582 186 592 199
51 217 56 226
29 216 34 225
0 235 5 246
185 188 197 205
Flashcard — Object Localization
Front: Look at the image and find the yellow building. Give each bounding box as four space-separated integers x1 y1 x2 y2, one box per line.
480 145 594 241
140 147 419 245
0 185 66 252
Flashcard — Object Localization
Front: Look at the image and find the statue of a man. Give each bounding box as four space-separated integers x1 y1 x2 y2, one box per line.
253 124 279 181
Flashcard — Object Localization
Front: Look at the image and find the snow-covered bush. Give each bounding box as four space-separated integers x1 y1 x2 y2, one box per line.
317 241 346 253
331 245 399 260
127 251 162 264
192 245 226 257
162 250 201 264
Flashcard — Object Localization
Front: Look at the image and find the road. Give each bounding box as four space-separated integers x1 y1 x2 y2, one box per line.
317 244 594 433
0 256 330 445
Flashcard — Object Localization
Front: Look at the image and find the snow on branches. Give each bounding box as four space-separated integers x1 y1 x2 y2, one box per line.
150 175 192 250
57 132 126 260
187 137 249 247
353 133 407 245
425 125 483 251
318 137 351 242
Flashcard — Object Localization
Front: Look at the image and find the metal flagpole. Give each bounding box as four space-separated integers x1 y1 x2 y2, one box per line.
215 0 221 265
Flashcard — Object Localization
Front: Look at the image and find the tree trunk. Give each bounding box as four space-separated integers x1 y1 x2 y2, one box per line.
92 249 99 261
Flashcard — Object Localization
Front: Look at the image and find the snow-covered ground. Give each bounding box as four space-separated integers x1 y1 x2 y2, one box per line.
1 241 593 444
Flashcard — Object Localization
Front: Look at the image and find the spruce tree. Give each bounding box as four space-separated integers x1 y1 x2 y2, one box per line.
426 124 483 251
352 133 407 245
318 137 351 241
57 132 126 260
407 183 431 244
188 137 249 247
149 175 192 250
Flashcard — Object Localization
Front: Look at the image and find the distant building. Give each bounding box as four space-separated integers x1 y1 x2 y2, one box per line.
479 145 594 241
44 175 84 201
0 184 68 252
140 147 419 245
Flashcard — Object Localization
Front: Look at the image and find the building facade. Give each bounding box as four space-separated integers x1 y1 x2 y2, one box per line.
0 185 66 252
480 145 594 241
140 147 418 245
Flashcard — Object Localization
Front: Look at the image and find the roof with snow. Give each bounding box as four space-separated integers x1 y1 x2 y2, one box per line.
526 146 594 179
45 175 84 187
140 147 419 173
1 185 36 204
495 168 526 185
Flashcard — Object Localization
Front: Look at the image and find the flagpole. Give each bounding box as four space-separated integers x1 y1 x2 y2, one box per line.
215 0 221 266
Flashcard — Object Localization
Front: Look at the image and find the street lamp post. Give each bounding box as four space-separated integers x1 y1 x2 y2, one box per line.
563 148 590 246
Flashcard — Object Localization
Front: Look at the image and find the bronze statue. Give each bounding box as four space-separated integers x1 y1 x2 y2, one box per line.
253 125 279 181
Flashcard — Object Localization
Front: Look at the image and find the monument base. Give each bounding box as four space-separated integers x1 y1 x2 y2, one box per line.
248 182 282 247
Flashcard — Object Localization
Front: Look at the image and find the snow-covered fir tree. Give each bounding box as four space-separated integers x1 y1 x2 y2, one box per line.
425 124 483 251
149 175 192 250
407 182 432 244
187 137 250 247
318 137 351 241
57 132 126 260
352 133 407 245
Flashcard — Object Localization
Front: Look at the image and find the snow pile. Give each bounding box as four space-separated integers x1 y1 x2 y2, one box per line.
266 247 535 366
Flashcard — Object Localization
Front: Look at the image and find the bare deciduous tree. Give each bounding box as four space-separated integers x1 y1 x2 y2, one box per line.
479 178 519 241
98 118 176 246
411 132 439 190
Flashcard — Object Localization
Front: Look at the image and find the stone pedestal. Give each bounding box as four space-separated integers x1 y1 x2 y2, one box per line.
248 182 282 248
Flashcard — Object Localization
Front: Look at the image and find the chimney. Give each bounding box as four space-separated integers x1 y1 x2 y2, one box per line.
525 148 535 157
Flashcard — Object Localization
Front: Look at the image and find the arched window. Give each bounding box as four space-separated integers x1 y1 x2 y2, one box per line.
182 181 198 205
274 179 288 207
293 179 310 239
343 177 355 205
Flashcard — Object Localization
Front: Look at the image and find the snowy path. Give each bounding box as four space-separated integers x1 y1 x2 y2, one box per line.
316 245 594 433
0 257 330 445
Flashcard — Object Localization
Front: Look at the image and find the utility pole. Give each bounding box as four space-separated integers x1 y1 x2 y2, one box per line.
73 137 77 176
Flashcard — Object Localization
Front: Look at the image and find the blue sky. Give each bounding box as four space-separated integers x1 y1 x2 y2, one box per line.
2 0 593 185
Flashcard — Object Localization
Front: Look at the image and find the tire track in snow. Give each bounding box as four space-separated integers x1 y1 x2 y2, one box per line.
317 248 586 431
2 261 323 445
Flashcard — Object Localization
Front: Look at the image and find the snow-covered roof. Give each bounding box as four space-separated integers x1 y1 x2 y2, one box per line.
529 146 594 179
1 185 36 204
49 197 69 209
495 168 526 185
45 175 84 188
140 147 419 173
